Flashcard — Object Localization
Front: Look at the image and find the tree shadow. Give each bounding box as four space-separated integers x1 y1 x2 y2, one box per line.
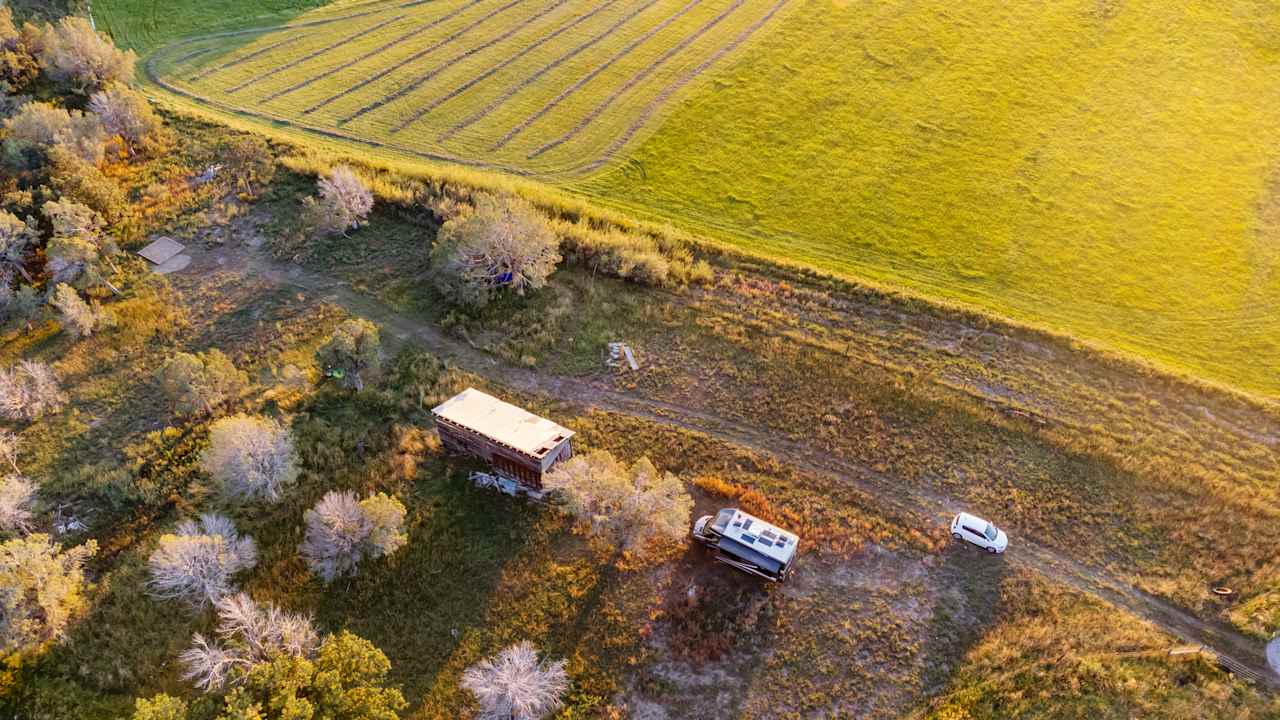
918 540 1011 696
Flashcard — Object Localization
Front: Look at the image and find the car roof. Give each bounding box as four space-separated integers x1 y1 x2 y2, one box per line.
955 511 992 527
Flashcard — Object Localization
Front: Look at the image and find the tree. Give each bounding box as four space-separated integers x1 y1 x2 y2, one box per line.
146 513 257 609
217 631 406 720
88 83 164 157
4 285 39 331
2 101 104 166
0 534 96 654
158 350 248 417
0 360 66 421
44 199 120 293
0 474 35 534
0 429 17 472
49 282 107 338
461 641 569 720
129 694 189 720
201 414 299 503
0 211 35 284
180 592 318 692
38 16 136 94
430 194 560 308
47 145 127 222
0 9 40 94
302 165 372 237
220 135 275 195
315 319 380 391
544 451 692 553
299 491 406 583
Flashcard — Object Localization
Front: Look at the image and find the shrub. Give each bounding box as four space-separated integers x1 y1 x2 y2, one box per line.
3 100 104 165
146 513 257 609
0 474 35 534
461 641 569 720
158 350 247 417
38 16 136 94
87 83 164 156
0 360 65 421
49 282 105 338
315 318 381 391
302 164 372 237
129 694 188 720
201 414 299 503
0 533 96 654
47 145 127 222
180 592 317 692
219 135 275 196
299 491 406 583
431 194 561 308
544 451 692 553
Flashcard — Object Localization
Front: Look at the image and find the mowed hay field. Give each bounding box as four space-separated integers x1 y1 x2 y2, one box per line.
145 0 793 174
122 0 1280 395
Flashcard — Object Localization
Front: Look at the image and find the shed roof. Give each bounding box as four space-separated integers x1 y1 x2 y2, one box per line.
431 388 573 459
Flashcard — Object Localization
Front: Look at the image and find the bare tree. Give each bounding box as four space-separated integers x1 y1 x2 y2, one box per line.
0 430 18 472
0 534 96 654
0 475 35 534
38 16 136 94
158 350 247 417
299 491 406 583
315 318 380 391
303 165 372 237
180 591 318 692
87 83 163 157
544 451 692 553
431 194 561 308
146 513 257 609
461 641 569 720
200 414 299 503
0 360 66 422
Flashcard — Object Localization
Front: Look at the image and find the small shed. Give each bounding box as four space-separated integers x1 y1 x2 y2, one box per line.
431 388 574 489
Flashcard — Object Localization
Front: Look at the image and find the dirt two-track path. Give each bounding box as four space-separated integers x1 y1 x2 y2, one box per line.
198 244 1280 690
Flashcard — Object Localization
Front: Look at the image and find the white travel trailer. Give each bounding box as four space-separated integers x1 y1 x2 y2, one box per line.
692 508 799 582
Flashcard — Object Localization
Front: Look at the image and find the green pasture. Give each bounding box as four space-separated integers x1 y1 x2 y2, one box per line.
108 0 1280 395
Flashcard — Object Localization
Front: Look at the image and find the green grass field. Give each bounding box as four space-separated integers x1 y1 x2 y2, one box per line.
112 0 1280 395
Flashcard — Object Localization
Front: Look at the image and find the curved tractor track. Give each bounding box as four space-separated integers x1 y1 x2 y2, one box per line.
201 243 1280 691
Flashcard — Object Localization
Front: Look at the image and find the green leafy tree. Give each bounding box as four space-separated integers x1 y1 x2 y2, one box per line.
49 282 107 338
315 319 381 391
129 694 189 720
430 194 561 308
0 534 96 654
158 350 248 417
299 491 406 583
217 631 406 720
0 210 36 283
43 198 120 294
201 414 299 503
544 451 692 553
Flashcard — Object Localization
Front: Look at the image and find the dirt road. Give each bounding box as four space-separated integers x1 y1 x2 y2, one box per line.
195 245 1280 689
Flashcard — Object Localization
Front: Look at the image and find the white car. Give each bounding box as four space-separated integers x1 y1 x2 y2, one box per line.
951 512 1008 554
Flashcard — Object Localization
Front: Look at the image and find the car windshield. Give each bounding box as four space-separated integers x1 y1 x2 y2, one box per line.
984 523 999 541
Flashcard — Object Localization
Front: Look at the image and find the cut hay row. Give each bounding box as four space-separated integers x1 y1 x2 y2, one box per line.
404 0 623 132
585 0 790 172
489 0 705 150
266 0 485 103
530 0 746 158
172 46 214 66
188 34 302 82
316 0 531 120
384 0 574 133
227 14 407 94
439 0 658 143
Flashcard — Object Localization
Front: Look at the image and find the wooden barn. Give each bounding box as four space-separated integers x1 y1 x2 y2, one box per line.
431 388 574 489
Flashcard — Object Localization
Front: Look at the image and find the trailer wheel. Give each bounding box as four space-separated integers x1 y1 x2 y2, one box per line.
952 532 962 540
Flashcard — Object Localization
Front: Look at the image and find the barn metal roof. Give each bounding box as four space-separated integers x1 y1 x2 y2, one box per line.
431 388 574 458
713 509 799 566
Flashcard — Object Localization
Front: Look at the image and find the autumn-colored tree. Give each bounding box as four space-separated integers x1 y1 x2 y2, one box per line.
38 16 136 94
0 9 40 94
315 318 381 391
431 194 561 308
88 83 165 156
544 451 692 553
158 349 247 417
219 135 275 195
0 360 65 421
49 282 108 338
0 534 96 654
3 101 105 165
